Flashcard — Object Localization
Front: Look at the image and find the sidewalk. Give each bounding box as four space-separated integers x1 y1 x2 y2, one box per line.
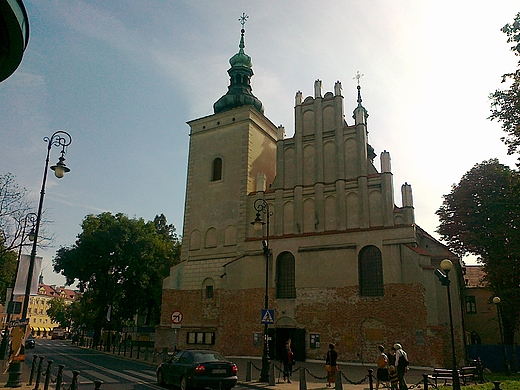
0 348 430 389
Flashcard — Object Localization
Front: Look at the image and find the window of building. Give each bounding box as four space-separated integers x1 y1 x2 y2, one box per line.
465 296 477 314
211 158 222 181
187 332 215 345
206 285 214 299
276 252 296 299
358 245 384 296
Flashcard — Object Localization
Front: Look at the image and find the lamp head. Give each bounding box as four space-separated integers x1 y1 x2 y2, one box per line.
251 212 265 231
493 296 501 305
434 268 450 286
28 227 36 242
50 155 70 178
440 259 453 273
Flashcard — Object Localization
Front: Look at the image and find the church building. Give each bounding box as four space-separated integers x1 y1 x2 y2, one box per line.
157 21 463 368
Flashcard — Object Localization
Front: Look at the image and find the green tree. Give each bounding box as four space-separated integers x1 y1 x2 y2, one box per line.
47 297 72 329
489 12 520 157
0 239 17 305
53 212 180 338
436 159 520 344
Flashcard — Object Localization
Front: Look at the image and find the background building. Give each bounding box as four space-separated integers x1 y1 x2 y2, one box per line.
157 26 464 368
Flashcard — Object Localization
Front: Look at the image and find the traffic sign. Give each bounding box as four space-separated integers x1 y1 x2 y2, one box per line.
261 309 274 324
170 311 183 324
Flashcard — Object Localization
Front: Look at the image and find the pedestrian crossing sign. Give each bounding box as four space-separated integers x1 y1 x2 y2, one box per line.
261 309 275 324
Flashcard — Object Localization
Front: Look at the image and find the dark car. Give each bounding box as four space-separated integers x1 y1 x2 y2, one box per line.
156 349 238 390
25 334 35 349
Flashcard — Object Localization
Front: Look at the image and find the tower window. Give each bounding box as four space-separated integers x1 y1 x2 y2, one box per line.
276 252 296 299
465 296 476 314
212 158 222 181
359 245 384 296
206 285 214 299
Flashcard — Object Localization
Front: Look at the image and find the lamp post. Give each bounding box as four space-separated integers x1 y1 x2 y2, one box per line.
492 297 510 375
0 213 37 359
6 131 72 387
434 259 461 390
251 198 272 383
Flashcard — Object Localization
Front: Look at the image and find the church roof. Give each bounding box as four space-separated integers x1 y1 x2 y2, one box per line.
213 15 264 115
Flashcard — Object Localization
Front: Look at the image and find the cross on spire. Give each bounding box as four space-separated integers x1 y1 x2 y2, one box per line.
353 71 364 86
239 13 249 30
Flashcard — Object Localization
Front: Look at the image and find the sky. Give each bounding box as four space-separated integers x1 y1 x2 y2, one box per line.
1 1 519 287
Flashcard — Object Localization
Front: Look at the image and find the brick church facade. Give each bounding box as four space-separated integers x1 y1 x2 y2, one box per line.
156 23 464 368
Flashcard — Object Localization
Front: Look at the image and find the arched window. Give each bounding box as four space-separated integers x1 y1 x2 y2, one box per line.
276 252 296 299
358 245 384 296
212 158 222 181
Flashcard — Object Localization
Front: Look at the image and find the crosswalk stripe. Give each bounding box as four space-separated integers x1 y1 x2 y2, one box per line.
84 369 119 383
123 370 156 381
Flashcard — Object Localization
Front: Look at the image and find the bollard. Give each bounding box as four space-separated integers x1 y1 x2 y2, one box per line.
269 362 275 386
29 355 38 385
494 381 501 390
152 349 157 363
55 364 65 390
246 361 252 382
137 345 141 359
94 379 103 389
299 367 307 390
162 347 168 362
43 360 53 390
70 370 80 390
34 355 45 390
423 374 429 390
335 369 343 390
144 347 149 361
130 344 133 358
368 368 374 390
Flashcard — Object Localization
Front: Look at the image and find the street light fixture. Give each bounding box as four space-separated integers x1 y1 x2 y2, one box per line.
492 297 510 375
250 198 272 383
434 259 461 390
6 131 72 387
0 212 37 359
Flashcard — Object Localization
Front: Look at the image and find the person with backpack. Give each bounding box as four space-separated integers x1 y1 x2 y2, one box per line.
394 343 409 390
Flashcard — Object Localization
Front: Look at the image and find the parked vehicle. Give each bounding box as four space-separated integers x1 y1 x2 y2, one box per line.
51 329 65 340
156 349 238 390
25 334 35 349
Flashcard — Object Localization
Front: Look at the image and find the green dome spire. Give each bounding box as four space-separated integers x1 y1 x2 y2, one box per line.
213 14 264 115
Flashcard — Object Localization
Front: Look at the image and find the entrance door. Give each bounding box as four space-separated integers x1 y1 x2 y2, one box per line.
270 328 306 362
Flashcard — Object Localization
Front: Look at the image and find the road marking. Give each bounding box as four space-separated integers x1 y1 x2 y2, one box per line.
84 369 120 383
123 370 156 380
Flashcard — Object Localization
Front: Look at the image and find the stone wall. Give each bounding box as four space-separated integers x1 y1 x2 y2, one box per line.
158 283 454 367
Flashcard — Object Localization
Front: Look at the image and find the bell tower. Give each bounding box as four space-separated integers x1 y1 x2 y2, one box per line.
180 15 278 269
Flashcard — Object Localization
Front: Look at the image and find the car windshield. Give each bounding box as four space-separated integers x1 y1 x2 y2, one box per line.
192 351 226 363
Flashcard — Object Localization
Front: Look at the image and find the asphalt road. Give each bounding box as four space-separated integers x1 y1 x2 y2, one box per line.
21 339 163 389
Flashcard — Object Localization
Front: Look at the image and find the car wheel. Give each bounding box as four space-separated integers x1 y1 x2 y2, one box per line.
180 376 188 390
157 370 165 386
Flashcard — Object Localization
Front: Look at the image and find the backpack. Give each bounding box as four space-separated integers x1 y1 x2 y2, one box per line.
397 351 409 368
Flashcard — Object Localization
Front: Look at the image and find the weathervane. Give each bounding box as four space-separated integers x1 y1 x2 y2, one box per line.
353 71 364 86
239 13 249 30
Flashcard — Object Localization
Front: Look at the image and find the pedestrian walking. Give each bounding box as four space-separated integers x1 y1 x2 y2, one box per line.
394 343 409 390
375 345 389 390
388 346 399 390
281 340 294 383
325 343 338 387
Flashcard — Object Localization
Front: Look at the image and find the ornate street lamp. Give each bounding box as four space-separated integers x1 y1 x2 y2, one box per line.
492 297 510 375
0 212 37 359
250 198 272 383
434 259 461 390
6 131 72 387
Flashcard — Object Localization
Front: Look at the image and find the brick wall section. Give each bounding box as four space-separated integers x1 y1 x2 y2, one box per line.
158 284 450 367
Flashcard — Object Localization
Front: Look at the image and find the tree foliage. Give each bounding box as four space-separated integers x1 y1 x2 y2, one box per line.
53 212 180 334
436 159 520 344
47 297 72 329
489 12 520 157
